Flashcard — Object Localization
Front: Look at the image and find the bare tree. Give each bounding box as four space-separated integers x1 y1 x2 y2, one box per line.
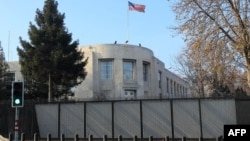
175 35 244 97
172 0 250 87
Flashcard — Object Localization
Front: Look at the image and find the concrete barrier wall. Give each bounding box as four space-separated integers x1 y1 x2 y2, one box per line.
235 100 250 124
36 104 58 138
173 100 200 138
35 99 237 138
142 100 172 138
114 101 141 137
201 99 236 138
61 103 85 138
86 102 112 137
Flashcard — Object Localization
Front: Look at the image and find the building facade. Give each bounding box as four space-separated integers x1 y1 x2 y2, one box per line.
7 44 190 100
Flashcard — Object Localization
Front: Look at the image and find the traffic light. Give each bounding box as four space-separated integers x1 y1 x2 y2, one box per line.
12 82 24 108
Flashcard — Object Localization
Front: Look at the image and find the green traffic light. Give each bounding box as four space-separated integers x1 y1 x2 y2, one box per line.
12 81 24 108
14 99 21 105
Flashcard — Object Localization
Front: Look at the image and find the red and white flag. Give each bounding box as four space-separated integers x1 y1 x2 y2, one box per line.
128 1 145 13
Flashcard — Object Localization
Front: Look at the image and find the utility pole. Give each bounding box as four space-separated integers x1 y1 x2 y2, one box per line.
14 108 19 141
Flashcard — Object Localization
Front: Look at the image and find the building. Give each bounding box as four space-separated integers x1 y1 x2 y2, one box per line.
7 44 190 100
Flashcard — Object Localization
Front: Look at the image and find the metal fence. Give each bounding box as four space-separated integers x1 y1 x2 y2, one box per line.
35 99 236 139
8 133 224 141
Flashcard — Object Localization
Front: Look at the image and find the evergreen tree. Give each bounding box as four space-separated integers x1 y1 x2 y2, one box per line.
17 0 87 101
235 87 247 98
0 41 9 100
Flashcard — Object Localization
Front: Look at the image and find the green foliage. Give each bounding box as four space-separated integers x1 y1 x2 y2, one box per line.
210 83 231 98
0 42 9 100
17 0 87 99
235 87 247 98
210 83 248 98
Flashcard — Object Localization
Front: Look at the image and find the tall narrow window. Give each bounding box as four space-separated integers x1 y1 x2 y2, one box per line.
100 60 113 80
170 79 173 94
143 62 149 81
166 77 169 93
174 82 176 96
177 84 179 96
158 71 162 88
123 60 135 80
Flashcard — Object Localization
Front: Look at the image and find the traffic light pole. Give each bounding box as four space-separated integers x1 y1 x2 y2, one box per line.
14 107 19 141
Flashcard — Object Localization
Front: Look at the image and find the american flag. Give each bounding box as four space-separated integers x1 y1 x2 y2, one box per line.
128 1 145 13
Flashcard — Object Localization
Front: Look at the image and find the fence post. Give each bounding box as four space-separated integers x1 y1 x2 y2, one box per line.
199 137 203 141
165 136 169 141
47 134 51 141
182 136 186 141
103 135 107 141
221 136 224 141
34 133 38 141
149 136 153 141
61 134 65 141
170 100 174 139
9 133 13 141
74 134 79 141
140 100 143 139
89 134 93 141
216 136 223 141
118 135 122 141
134 135 137 141
111 102 114 139
21 133 25 141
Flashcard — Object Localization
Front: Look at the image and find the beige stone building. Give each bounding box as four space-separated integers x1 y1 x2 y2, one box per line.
75 44 190 100
7 44 190 100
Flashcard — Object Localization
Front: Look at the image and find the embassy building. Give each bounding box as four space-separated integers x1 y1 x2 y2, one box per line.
7 44 190 100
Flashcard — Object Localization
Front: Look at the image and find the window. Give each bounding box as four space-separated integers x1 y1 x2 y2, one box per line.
177 84 179 96
174 82 176 96
100 60 113 80
166 77 169 93
170 79 173 94
180 85 183 96
124 90 136 99
158 71 162 88
143 62 150 81
123 60 135 80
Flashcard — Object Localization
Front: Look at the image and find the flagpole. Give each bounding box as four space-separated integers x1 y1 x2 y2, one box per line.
127 3 130 42
8 31 10 62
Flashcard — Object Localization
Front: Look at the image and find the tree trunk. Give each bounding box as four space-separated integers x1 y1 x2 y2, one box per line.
247 65 250 88
48 72 51 102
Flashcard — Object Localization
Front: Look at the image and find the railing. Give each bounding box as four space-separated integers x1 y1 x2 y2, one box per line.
8 133 224 141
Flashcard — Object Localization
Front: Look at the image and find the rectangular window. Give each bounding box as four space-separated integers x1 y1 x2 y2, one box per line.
123 60 135 80
158 71 162 88
143 62 150 81
174 82 176 96
176 84 179 96
100 60 113 80
170 79 173 94
166 77 169 93
124 90 136 99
